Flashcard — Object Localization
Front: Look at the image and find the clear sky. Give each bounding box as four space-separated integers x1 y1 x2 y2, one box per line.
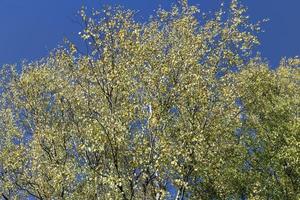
0 0 299 67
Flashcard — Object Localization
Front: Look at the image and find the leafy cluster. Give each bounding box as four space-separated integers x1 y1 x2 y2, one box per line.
0 0 299 199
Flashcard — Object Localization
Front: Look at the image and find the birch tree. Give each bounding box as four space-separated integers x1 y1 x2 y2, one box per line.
0 0 299 199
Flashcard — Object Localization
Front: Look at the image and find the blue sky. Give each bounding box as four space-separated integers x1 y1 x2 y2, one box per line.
0 0 299 67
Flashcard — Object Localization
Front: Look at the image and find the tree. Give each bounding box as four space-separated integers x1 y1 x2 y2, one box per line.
0 0 299 199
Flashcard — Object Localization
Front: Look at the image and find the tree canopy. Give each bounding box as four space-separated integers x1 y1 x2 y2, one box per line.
0 0 299 199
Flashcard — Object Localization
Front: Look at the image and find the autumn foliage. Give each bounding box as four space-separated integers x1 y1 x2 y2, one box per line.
0 0 299 199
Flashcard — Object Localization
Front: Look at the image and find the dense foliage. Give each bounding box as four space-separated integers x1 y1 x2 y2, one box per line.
0 0 299 199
